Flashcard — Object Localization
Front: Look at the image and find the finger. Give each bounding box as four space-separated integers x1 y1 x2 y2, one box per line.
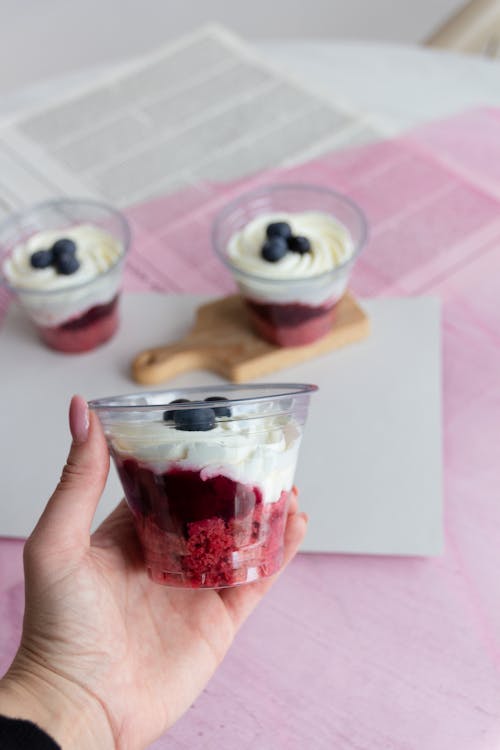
289 486 299 514
219 509 308 629
30 395 109 552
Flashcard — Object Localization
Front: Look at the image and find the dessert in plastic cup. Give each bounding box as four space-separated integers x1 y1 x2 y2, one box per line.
89 383 317 589
213 184 367 347
0 198 130 353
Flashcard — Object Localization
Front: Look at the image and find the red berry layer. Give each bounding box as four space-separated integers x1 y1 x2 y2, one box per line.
114 457 290 588
246 298 336 346
37 294 119 353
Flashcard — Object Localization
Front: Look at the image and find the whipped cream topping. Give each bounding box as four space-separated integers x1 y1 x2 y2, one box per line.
107 414 301 505
228 211 354 280
3 224 122 291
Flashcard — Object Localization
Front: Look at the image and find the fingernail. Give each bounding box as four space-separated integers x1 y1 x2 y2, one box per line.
292 485 299 497
299 511 309 523
69 395 89 444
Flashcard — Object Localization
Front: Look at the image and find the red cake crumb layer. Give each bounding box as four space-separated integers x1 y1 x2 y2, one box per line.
246 298 336 346
37 294 120 353
114 458 290 588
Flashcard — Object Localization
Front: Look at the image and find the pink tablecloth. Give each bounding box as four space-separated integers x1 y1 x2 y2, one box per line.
2 108 500 749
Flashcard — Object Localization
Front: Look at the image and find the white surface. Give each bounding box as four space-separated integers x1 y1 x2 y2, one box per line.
258 41 500 132
0 293 443 556
0 0 464 95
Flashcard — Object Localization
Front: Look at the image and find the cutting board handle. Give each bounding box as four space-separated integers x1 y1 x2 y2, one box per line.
132 343 212 384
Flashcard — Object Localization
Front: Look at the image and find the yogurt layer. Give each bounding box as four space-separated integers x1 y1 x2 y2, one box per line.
3 224 124 326
227 211 355 306
107 414 301 506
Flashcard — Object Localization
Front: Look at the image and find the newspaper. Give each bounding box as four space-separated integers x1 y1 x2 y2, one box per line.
0 25 381 220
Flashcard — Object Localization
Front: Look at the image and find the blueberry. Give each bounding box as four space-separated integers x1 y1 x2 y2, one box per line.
163 398 190 422
174 407 216 432
261 237 288 263
204 396 231 417
51 238 77 259
288 235 311 254
266 222 292 240
30 249 53 269
55 251 80 275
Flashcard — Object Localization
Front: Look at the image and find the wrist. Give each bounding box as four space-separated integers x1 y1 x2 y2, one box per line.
0 653 114 750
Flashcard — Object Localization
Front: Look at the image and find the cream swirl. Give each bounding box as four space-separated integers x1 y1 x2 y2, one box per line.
3 224 122 291
227 211 354 279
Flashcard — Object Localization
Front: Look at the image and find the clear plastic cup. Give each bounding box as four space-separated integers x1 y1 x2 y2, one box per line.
212 184 367 346
90 383 317 589
0 198 130 353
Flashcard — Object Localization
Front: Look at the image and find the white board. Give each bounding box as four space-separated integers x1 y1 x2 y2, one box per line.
0 293 442 555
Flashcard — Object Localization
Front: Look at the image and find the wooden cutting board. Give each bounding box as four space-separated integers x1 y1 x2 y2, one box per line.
131 293 370 384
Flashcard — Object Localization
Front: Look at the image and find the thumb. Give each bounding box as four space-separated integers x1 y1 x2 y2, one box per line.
30 395 110 552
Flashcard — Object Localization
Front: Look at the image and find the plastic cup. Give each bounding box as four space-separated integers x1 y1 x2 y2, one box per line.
212 184 367 346
89 383 317 589
0 198 130 353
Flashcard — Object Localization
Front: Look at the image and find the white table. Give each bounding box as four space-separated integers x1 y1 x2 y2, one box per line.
260 40 500 130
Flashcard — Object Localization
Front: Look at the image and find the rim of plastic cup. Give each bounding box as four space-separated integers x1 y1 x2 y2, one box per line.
0 197 131 296
88 383 318 414
212 183 368 285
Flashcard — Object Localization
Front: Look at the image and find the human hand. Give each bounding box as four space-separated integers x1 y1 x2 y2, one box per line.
0 396 307 749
